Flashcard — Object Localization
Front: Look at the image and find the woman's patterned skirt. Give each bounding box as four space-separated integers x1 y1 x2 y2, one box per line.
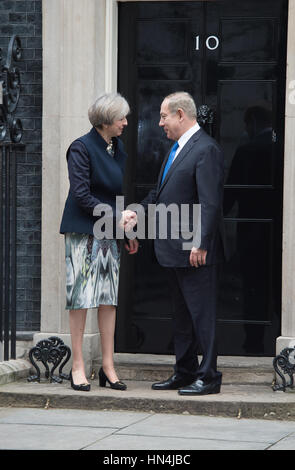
65 232 121 309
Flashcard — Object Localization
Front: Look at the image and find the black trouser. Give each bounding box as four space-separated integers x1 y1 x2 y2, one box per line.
167 264 222 384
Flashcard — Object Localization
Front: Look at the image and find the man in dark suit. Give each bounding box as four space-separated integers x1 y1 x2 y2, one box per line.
141 92 225 395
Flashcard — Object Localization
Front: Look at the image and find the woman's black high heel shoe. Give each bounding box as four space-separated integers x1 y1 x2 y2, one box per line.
98 367 127 390
70 370 91 392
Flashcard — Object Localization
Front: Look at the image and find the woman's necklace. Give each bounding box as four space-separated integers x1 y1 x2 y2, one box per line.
106 139 114 157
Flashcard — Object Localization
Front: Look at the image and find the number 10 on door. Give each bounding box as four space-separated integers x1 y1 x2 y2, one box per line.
195 35 219 51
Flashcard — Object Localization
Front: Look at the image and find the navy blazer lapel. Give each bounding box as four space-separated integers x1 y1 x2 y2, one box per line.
156 129 203 197
156 148 171 191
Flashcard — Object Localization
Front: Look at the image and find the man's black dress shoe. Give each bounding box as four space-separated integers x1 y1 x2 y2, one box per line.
152 374 194 390
178 378 221 396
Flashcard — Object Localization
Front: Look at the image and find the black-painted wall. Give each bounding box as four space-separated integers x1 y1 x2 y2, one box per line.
0 0 42 331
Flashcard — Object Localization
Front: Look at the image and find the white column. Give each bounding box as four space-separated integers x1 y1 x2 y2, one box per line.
105 0 118 93
277 0 295 354
37 0 107 376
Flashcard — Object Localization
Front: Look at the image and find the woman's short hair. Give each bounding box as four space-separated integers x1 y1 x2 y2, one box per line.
165 91 197 120
88 93 130 128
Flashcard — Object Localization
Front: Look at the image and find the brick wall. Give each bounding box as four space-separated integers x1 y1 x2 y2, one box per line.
0 0 42 331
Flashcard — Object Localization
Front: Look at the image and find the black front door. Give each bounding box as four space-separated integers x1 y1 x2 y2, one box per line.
116 0 288 356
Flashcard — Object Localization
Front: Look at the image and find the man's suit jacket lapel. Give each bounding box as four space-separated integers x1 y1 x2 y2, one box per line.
156 128 203 197
157 148 170 191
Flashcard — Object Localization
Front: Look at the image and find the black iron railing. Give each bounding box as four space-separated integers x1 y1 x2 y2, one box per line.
0 35 24 361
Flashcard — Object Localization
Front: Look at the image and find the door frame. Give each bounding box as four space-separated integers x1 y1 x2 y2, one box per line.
110 0 295 354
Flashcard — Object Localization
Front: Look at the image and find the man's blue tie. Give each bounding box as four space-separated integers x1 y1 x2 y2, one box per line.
161 141 179 185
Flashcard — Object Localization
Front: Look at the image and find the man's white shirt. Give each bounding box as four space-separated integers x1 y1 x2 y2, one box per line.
173 122 201 162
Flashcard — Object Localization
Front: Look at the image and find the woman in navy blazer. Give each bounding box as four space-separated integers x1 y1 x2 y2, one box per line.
60 93 138 391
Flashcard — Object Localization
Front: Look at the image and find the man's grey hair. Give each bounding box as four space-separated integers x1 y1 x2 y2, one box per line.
165 91 197 120
88 93 130 129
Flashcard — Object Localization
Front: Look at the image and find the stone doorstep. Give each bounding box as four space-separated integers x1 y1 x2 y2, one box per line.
0 355 294 420
0 354 275 386
97 353 276 385
0 379 295 421
113 365 274 385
